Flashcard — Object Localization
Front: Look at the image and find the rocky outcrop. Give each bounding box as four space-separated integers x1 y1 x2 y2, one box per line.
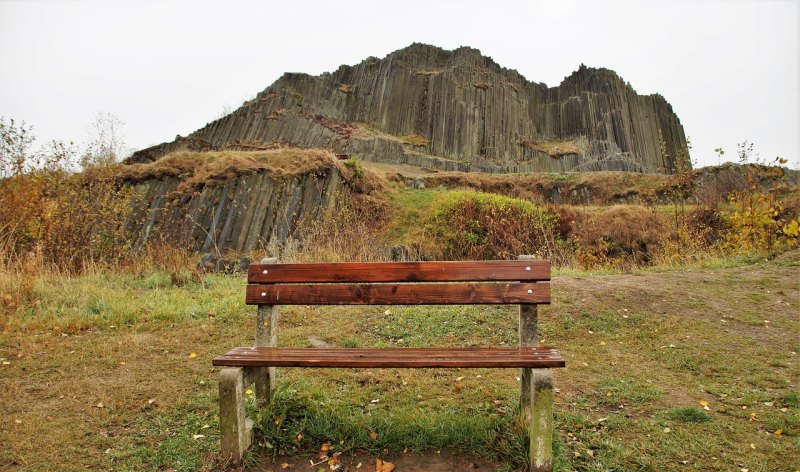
121 149 365 254
129 43 688 174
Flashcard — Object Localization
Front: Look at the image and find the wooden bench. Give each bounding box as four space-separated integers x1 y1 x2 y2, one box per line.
213 257 564 471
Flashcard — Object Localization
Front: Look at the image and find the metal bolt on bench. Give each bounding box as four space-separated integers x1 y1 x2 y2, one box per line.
213 256 564 471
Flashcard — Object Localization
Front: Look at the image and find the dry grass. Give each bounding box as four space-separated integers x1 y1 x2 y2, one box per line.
517 140 581 158
120 149 347 190
399 133 431 147
392 169 668 205
415 68 448 77
119 148 387 202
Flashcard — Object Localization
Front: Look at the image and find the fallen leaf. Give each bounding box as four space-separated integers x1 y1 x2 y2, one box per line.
96 402 104 409
321 442 331 452
192 434 205 440
699 400 709 407
356 463 362 469
296 433 303 441
370 431 378 440
1 361 10 366
455 376 464 381
774 429 782 436
586 449 595 457
375 459 395 472
749 443 755 449
280 463 289 469
599 341 606 346
244 388 253 396
663 427 670 433
188 352 197 359
454 382 463 393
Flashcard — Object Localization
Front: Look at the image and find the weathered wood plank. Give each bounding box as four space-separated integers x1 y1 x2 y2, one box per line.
213 347 565 368
247 261 551 283
245 282 550 305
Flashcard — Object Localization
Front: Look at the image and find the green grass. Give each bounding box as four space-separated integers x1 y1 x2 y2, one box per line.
668 406 712 423
386 187 446 242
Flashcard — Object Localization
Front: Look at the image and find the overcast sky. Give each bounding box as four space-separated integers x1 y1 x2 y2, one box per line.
1 0 797 169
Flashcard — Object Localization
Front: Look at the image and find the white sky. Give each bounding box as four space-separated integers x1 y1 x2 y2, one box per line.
1 0 797 168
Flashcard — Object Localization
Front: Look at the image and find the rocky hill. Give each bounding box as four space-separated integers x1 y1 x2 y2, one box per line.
128 43 688 174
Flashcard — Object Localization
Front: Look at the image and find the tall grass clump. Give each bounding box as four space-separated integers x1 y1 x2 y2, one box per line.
281 196 390 262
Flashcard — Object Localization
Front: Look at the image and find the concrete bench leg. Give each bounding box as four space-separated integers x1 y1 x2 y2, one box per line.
219 367 254 463
529 369 554 472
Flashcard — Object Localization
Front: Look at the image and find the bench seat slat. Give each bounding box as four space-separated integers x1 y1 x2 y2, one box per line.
213 347 565 368
248 261 550 283
246 282 550 305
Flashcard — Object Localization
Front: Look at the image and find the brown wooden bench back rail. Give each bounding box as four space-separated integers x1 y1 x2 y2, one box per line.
213 258 564 471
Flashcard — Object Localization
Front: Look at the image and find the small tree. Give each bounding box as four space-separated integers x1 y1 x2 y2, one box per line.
81 112 128 168
659 130 694 232
0 117 36 178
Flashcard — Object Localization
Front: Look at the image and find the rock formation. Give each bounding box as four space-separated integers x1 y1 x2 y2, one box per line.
120 149 367 254
128 43 689 174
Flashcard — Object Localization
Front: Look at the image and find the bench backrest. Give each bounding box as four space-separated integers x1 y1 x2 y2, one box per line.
246 261 550 305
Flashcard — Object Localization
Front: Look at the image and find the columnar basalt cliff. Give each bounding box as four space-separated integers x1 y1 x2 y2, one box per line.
120 149 371 254
129 43 688 174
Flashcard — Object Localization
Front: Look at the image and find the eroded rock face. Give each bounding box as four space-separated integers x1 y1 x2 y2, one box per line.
129 43 688 174
123 163 348 255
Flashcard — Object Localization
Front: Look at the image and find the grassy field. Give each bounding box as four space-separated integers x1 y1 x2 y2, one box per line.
1 253 798 471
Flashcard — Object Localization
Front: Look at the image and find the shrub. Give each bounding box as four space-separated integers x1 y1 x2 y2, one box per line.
426 190 558 260
0 115 133 273
570 205 670 267
343 156 364 179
